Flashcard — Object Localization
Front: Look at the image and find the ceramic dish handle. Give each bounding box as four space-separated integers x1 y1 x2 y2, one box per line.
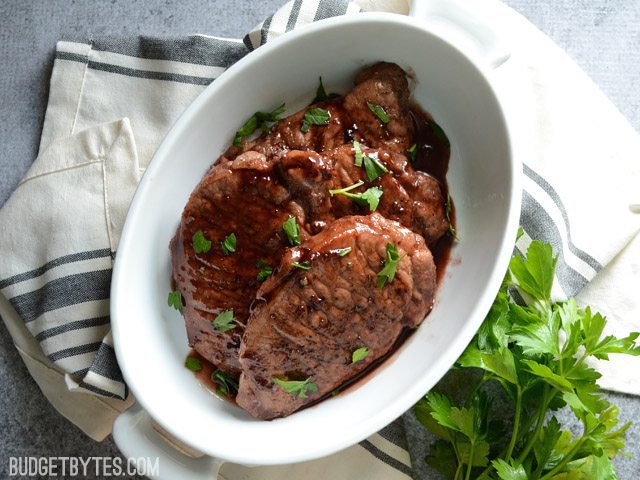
409 0 510 68
112 403 224 480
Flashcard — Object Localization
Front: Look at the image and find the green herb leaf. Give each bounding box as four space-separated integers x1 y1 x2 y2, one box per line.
212 309 235 333
192 230 212 254
353 140 364 167
212 369 239 396
376 243 401 288
301 107 330 133
336 247 352 257
185 356 202 372
167 290 184 312
444 193 457 240
367 102 390 124
272 377 318 398
352 347 369 363
492 459 528 480
408 143 418 161
363 155 389 182
256 259 273 281
329 181 383 212
292 261 311 270
220 232 237 255
427 119 450 147
283 216 301 246
233 103 285 146
509 240 557 303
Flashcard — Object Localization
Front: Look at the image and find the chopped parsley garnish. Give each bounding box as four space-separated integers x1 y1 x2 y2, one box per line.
184 356 202 372
256 259 273 281
352 347 369 363
192 230 212 254
212 370 239 397
283 216 301 246
363 155 389 182
220 232 237 255
212 309 235 333
367 102 390 124
444 193 457 240
336 247 352 257
301 108 330 133
376 243 402 288
329 181 383 212
426 119 450 147
353 140 364 167
408 143 418 161
233 103 286 147
310 77 340 103
273 377 318 398
168 290 184 312
292 261 311 270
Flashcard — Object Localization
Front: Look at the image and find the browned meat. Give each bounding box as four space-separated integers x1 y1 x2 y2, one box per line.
170 151 307 375
172 62 451 406
232 62 415 161
236 213 436 419
279 144 449 245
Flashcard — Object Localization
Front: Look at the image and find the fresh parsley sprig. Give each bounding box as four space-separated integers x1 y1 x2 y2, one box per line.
414 239 640 480
192 230 212 254
367 102 390 124
212 369 239 397
363 155 389 182
211 309 236 333
233 103 285 147
283 216 301 246
220 232 236 255
376 243 402 288
301 108 330 133
311 77 340 103
352 347 369 364
273 377 318 399
168 290 184 312
329 181 383 212
256 259 273 281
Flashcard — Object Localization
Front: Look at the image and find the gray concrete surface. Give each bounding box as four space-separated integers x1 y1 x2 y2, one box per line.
0 1 638 478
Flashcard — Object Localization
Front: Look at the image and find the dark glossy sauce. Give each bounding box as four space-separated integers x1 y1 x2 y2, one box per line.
187 97 455 412
189 350 238 403
410 103 455 286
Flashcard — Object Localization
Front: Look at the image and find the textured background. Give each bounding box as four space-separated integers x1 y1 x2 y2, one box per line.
0 1 638 478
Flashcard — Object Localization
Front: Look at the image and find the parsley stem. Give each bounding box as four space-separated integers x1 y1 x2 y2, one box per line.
538 437 586 480
516 388 556 464
505 385 523 460
464 441 475 480
454 461 464 480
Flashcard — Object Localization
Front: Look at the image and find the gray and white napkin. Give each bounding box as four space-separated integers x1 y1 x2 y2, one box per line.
0 0 639 478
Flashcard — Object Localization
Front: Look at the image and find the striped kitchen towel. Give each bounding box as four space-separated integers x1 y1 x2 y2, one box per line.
0 0 639 478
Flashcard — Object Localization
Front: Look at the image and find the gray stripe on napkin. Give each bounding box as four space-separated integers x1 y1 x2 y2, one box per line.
91 36 248 68
313 0 350 20
48 341 104 362
0 248 111 290
78 381 126 399
89 343 124 382
34 315 110 342
359 439 413 477
285 0 304 32
9 269 112 324
523 164 602 271
521 192 589 296
379 417 409 450
88 60 215 86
